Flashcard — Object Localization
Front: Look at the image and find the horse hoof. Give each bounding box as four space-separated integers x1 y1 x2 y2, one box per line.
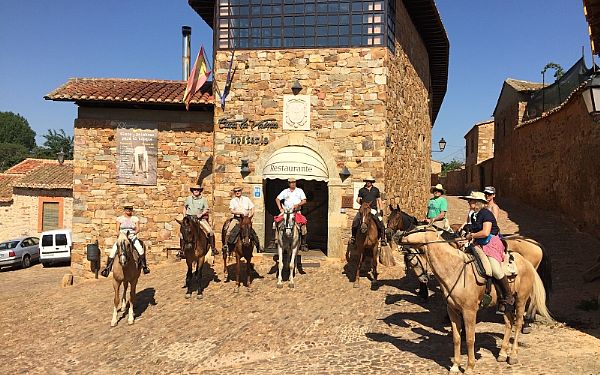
497 354 508 362
233 287 240 293
277 283 283 289
353 282 359 288
196 294 204 300
110 321 117 328
449 364 460 373
185 293 192 299
463 368 474 375
128 319 134 325
507 356 518 365
289 283 295 289
521 325 532 334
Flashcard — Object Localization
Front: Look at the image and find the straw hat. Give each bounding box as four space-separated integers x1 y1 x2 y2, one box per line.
232 186 243 192
459 191 487 203
122 202 134 209
190 184 203 192
363 175 376 183
430 184 446 194
287 178 297 183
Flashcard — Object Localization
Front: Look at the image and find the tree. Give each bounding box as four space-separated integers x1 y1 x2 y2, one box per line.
0 111 36 151
441 159 464 176
0 143 28 172
542 62 564 81
34 129 74 160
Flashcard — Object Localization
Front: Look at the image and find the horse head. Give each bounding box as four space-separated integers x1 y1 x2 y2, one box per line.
240 216 253 246
385 204 418 243
282 208 296 238
178 216 195 252
117 231 131 266
359 202 372 234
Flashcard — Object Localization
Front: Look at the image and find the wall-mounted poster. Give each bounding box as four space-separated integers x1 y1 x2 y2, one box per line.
114 121 158 185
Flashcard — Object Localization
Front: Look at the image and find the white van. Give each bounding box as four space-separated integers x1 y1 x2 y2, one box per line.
39 229 72 266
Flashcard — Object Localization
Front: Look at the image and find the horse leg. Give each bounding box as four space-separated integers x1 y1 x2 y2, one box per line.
447 306 462 373
508 298 527 365
128 279 137 325
185 260 193 299
196 257 204 300
234 253 241 293
522 298 533 334
223 244 228 280
497 311 512 363
122 282 128 311
462 309 477 374
277 242 284 288
288 239 298 289
371 246 379 287
354 248 363 288
111 280 120 327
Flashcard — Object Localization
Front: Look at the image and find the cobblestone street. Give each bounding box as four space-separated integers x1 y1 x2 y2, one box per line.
1 197 599 375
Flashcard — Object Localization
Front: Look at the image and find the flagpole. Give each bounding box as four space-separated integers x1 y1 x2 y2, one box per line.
202 47 223 101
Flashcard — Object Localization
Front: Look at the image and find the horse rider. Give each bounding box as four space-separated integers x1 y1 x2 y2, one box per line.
483 186 500 220
223 186 261 253
350 176 387 246
101 202 150 277
425 183 450 230
275 178 308 251
461 191 514 314
182 184 216 256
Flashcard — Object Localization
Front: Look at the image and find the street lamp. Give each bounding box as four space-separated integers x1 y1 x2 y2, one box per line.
582 76 600 123
431 138 446 153
57 149 65 165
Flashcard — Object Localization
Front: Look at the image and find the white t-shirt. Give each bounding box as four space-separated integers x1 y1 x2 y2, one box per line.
277 187 307 210
229 196 254 216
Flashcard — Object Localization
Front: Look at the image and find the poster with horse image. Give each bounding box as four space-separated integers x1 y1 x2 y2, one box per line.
115 121 158 185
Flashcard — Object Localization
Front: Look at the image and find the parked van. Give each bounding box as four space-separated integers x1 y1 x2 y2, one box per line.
39 229 72 266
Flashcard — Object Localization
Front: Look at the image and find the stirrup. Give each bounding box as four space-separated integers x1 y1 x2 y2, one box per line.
350 237 356 244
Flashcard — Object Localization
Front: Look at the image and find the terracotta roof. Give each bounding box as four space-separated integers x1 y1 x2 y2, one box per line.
0 175 21 202
12 161 73 190
4 159 47 175
45 78 214 106
505 78 545 92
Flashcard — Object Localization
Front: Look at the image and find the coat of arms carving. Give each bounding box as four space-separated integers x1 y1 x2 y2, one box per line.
283 95 311 130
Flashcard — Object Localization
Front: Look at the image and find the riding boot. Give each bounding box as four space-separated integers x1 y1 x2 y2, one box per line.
496 276 514 314
140 254 150 274
100 256 114 278
210 234 219 255
300 235 309 252
350 226 357 244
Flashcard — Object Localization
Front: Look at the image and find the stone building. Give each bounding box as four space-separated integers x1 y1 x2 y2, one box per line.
464 119 494 192
47 0 449 276
0 159 73 241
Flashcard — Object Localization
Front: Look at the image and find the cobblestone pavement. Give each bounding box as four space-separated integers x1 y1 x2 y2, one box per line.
1 197 599 374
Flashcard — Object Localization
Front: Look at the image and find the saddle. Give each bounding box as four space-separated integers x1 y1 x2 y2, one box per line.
228 221 241 244
466 244 518 279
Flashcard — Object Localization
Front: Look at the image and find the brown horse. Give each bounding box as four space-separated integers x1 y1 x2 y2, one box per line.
222 216 256 292
401 228 552 374
111 232 142 327
177 216 211 299
353 202 380 288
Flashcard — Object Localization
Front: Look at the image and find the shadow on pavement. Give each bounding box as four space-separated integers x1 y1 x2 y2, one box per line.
134 287 157 317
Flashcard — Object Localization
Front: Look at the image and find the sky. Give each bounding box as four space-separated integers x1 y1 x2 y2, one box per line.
0 0 592 162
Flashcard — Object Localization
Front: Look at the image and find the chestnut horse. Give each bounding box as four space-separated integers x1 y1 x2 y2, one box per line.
111 232 142 327
222 216 257 292
177 216 211 299
401 228 552 374
353 202 380 288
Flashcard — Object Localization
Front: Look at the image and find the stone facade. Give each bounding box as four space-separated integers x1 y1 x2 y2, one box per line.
493 89 600 237
71 108 214 276
464 120 494 192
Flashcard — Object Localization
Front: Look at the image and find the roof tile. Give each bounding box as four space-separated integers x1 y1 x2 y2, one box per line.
12 162 73 190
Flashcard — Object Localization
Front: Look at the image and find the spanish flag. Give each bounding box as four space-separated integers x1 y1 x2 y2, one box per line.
183 46 211 110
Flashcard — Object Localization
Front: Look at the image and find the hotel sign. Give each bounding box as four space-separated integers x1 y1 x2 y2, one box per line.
218 117 278 130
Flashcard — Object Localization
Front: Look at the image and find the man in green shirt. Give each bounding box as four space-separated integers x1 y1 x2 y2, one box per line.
181 184 215 256
425 183 450 230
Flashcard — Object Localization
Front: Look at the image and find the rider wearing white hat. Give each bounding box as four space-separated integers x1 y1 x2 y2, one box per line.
181 184 216 257
350 176 387 246
425 183 449 230
223 186 261 253
275 178 308 251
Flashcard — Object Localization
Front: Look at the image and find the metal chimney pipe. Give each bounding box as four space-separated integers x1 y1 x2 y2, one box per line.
182 26 191 80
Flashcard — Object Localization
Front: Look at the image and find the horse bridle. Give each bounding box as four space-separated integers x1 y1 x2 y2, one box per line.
181 219 196 251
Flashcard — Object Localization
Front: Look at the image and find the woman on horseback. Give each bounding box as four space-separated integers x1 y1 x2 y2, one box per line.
461 191 514 313
101 203 149 277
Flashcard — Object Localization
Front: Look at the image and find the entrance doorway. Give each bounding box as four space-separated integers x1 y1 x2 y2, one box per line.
263 179 328 254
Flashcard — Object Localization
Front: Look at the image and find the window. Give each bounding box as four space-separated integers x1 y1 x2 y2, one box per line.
56 234 68 246
218 0 391 51
42 202 60 232
31 237 39 245
42 235 53 247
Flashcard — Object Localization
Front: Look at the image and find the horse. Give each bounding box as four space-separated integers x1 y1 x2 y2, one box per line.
353 201 380 288
275 208 301 288
176 216 211 299
222 216 256 292
110 232 142 327
400 228 552 374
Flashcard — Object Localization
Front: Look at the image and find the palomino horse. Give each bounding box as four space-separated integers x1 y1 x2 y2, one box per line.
275 208 301 288
111 232 142 327
401 228 552 374
177 216 211 299
222 216 257 292
353 201 380 288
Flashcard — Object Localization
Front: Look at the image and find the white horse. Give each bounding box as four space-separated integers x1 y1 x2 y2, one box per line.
276 208 301 288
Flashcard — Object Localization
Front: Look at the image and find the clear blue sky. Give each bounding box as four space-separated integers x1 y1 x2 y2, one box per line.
0 0 591 161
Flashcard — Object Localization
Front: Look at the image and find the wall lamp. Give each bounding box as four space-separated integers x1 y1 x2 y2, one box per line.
291 79 303 95
583 75 600 124
431 138 447 153
240 159 250 176
339 166 351 181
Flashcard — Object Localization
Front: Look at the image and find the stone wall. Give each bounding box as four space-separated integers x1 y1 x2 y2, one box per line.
493 92 600 237
465 121 494 193
71 108 214 277
432 169 466 196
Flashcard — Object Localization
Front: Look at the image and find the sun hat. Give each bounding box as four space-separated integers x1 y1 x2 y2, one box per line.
287 178 297 183
459 191 487 203
483 186 496 195
190 184 203 192
232 187 243 192
122 202 134 209
430 184 446 194
363 175 376 183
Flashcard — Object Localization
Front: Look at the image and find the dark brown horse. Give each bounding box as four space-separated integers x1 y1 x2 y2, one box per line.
353 202 380 288
222 216 256 292
176 216 211 299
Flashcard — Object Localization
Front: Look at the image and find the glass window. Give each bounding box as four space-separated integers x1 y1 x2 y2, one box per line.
56 234 68 246
42 202 59 232
41 235 53 247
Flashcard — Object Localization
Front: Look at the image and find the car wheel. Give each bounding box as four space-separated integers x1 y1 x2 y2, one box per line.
22 255 31 269
42 261 49 268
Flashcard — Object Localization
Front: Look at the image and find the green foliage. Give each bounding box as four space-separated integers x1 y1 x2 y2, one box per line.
542 62 564 81
0 111 36 151
34 129 74 160
441 159 464 176
0 143 28 172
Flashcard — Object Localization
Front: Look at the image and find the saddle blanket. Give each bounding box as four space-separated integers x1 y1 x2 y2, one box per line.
274 212 307 225
470 246 518 279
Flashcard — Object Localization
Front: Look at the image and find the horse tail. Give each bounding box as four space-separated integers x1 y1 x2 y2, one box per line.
536 243 553 302
527 263 553 321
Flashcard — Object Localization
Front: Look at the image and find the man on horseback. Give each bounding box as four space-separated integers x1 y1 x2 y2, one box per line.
484 186 500 220
350 176 387 246
462 191 515 314
275 178 308 251
101 203 150 277
223 187 261 253
425 183 450 230
182 184 216 256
